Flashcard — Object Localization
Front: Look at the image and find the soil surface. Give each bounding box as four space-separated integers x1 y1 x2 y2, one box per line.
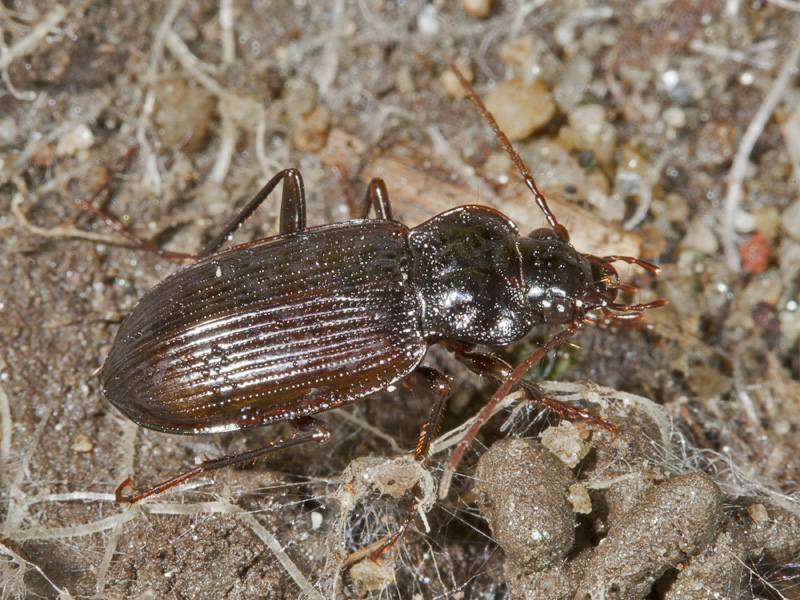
1 1 799 599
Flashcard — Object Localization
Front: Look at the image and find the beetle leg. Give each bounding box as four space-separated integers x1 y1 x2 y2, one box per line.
408 367 451 464
448 345 615 431
438 321 585 497
115 416 331 503
200 168 307 256
359 177 395 221
278 168 307 235
76 149 196 260
363 367 450 561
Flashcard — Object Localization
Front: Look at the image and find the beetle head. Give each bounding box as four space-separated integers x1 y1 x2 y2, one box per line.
518 228 618 324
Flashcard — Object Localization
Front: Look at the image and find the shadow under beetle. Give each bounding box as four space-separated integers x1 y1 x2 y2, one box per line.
100 66 665 554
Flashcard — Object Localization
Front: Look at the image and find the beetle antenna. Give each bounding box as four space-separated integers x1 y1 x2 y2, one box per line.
449 63 570 242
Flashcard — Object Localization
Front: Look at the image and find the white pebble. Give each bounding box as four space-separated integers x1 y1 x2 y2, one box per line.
417 4 439 35
56 123 95 156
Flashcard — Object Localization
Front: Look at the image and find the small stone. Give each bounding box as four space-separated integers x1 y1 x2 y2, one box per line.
417 3 439 34
484 80 555 141
72 433 94 453
783 199 800 241
541 421 590 468
662 106 686 128
693 121 736 167
554 57 593 113
559 103 615 164
0 117 18 143
461 0 491 19
687 365 731 400
152 78 215 154
748 503 769 525
568 483 592 514
30 144 56 168
293 106 330 152
440 60 474 99
499 36 533 65
283 78 318 124
56 123 95 156
349 558 395 593
681 219 719 255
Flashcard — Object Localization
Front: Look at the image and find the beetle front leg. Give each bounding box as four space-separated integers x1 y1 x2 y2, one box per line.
115 416 331 503
405 366 451 464
447 345 614 432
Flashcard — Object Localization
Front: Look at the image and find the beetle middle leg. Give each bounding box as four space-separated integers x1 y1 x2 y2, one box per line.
348 367 450 562
81 167 308 260
358 177 395 221
115 416 331 503
201 168 307 255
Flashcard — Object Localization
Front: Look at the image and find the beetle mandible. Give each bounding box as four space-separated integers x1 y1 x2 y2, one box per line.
101 66 666 533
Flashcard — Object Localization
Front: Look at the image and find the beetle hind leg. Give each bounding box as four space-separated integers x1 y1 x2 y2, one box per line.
115 416 331 503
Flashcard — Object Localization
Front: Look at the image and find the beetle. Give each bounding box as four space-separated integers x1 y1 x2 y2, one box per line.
100 67 665 542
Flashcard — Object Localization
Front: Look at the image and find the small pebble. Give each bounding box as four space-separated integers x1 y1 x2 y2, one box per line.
499 36 532 65
559 103 615 164
349 558 395 593
72 433 94 453
747 503 769 525
293 106 330 152
554 57 593 113
541 421 590 468
56 123 95 156
152 78 215 153
567 483 592 515
440 61 473 99
693 121 735 167
484 80 555 141
662 106 686 128
782 199 800 242
417 3 439 34
461 0 491 19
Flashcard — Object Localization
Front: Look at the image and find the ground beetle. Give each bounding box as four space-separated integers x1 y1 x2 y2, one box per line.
99 66 665 553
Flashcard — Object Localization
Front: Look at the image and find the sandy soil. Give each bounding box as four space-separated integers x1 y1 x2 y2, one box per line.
1 1 799 598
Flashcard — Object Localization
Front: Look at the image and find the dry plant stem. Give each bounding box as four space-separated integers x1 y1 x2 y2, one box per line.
0 382 11 488
219 0 235 64
722 32 800 271
11 190 125 246
688 39 775 70
0 6 68 71
767 0 800 10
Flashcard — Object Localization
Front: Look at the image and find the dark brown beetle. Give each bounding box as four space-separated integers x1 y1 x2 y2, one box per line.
100 67 665 552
